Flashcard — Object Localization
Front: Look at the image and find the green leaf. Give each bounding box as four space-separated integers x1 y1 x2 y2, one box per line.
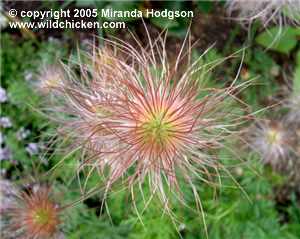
282 5 300 22
291 27 300 36
197 0 212 14
75 0 96 8
294 66 300 96
255 27 298 53
296 48 300 67
150 16 179 29
162 1 189 12
295 49 300 95
150 16 188 36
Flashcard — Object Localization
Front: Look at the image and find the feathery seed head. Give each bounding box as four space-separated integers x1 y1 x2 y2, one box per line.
285 93 300 125
226 0 300 35
36 66 64 95
135 99 188 152
45 30 257 233
264 127 282 147
279 74 300 128
247 120 295 166
2 181 66 239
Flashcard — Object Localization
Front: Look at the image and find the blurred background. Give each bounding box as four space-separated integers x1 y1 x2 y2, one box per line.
1 1 300 238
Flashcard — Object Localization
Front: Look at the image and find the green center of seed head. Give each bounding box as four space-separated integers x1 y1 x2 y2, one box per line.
47 73 61 87
265 129 281 145
33 206 56 226
141 110 177 146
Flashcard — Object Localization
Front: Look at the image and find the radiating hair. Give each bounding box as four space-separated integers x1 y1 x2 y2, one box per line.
2 178 67 239
43 28 259 236
246 119 296 167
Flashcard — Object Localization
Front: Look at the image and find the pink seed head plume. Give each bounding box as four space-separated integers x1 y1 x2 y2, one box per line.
2 180 67 239
45 30 257 234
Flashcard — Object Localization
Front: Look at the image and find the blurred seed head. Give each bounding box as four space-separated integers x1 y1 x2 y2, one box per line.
226 0 300 33
35 65 64 95
286 94 300 120
278 71 300 128
0 162 74 239
247 120 295 166
2 180 67 239
283 90 300 127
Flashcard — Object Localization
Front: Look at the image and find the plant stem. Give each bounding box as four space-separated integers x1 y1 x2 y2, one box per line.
215 23 241 79
94 1 104 46
1 11 41 47
42 0 77 45
224 22 260 81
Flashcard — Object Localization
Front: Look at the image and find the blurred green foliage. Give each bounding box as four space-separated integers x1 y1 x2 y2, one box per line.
256 26 300 53
1 1 300 238
239 47 280 110
2 31 300 239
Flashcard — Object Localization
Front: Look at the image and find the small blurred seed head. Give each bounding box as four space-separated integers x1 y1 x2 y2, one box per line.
247 120 295 166
279 71 300 128
36 66 64 95
2 180 67 239
226 0 300 34
284 92 300 127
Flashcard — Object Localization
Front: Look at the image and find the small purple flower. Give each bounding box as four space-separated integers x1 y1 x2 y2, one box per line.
25 143 41 156
0 146 13 162
16 127 30 141
0 117 12 128
0 87 9 103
